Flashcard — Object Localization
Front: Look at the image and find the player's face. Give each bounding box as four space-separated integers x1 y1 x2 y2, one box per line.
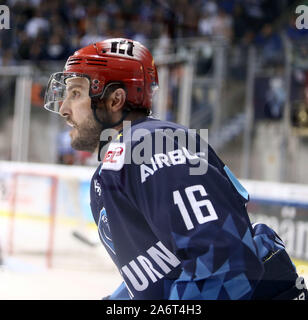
59 77 101 153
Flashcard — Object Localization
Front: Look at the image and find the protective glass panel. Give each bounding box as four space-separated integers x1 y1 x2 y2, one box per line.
44 72 90 114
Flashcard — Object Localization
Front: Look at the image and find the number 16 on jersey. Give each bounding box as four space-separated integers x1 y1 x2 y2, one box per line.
173 184 218 231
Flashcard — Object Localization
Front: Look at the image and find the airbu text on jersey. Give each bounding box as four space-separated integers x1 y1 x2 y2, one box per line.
120 241 181 294
140 147 206 183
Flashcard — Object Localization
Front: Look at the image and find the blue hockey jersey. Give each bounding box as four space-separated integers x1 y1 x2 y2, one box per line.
90 117 303 300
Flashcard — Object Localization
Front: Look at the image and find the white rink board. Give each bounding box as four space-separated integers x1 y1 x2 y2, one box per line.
241 179 308 207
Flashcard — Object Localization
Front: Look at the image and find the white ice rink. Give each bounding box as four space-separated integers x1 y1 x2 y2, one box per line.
0 258 122 300
0 215 122 300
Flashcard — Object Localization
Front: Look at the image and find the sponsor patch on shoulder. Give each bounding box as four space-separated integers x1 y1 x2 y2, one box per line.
102 142 125 171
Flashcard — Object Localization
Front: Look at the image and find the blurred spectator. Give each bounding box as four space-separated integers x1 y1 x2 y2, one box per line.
104 0 121 30
195 43 214 75
218 0 236 15
242 0 266 33
198 11 214 38
151 6 168 39
232 3 247 44
29 35 48 60
80 19 105 47
130 20 151 46
264 76 286 120
46 33 71 60
254 24 283 66
153 26 171 55
16 31 31 60
121 0 137 21
202 0 218 17
139 0 153 22
212 7 233 42
25 7 49 38
182 5 199 37
104 0 120 17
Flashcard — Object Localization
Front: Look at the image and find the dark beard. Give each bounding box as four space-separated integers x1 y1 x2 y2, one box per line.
71 117 101 153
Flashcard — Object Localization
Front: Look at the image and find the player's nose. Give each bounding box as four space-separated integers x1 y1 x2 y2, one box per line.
59 97 71 118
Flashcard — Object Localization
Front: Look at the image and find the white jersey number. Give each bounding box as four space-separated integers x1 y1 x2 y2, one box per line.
173 184 218 230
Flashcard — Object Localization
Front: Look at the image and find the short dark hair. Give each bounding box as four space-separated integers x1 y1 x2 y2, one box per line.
102 82 151 116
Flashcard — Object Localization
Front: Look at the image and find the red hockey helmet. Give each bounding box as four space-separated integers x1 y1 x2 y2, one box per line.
44 38 159 113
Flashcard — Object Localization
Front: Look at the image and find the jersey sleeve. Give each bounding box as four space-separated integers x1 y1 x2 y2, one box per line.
123 134 264 300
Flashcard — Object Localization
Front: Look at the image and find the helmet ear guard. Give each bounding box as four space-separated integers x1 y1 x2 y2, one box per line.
95 81 123 101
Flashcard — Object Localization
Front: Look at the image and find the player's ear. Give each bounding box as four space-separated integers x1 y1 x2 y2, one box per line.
106 88 126 113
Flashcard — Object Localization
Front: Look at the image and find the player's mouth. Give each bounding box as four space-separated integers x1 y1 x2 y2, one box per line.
66 119 77 128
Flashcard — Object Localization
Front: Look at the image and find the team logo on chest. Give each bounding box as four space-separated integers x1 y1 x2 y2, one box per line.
102 142 126 171
98 207 115 255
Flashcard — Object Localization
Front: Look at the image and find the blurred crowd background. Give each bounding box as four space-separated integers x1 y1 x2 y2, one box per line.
0 0 308 184
0 0 306 65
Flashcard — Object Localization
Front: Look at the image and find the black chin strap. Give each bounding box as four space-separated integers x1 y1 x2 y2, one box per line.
91 101 131 161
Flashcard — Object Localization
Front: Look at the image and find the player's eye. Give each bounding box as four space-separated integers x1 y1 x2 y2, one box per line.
71 90 80 98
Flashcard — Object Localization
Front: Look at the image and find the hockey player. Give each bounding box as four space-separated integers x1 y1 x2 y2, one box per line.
44 38 307 300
